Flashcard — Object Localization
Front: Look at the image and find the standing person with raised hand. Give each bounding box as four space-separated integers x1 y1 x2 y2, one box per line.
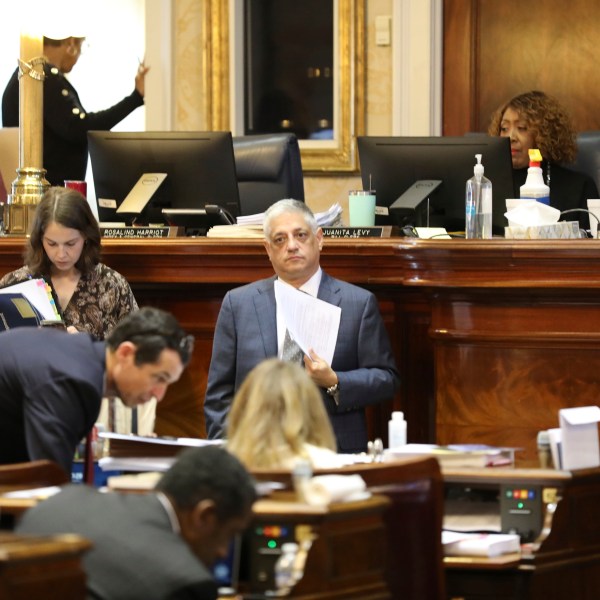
2 29 149 186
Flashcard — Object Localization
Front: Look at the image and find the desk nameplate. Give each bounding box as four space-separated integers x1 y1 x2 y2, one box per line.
101 226 182 239
322 226 399 238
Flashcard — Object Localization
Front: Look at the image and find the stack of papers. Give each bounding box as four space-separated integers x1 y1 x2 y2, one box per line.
442 531 521 557
0 278 62 330
99 432 222 458
0 278 61 321
236 203 343 228
206 224 264 238
383 443 516 468
274 280 341 365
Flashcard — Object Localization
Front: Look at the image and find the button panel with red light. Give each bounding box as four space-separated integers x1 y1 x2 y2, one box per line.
500 484 543 543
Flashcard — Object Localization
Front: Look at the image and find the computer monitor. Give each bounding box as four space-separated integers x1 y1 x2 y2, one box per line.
88 131 241 225
357 136 514 233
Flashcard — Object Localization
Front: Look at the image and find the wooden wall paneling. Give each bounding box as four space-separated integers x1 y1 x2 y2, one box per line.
443 0 600 135
396 238 600 463
443 0 477 135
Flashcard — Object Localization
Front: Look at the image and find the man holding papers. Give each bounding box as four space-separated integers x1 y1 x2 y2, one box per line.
0 307 193 474
205 199 399 453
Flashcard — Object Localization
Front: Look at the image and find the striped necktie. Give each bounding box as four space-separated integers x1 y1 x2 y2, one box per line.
282 329 304 364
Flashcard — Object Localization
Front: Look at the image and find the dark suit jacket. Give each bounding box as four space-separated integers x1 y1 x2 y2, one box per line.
0 328 105 474
204 271 399 453
17 485 218 600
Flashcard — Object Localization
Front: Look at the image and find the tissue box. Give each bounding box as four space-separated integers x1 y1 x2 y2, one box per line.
504 221 581 239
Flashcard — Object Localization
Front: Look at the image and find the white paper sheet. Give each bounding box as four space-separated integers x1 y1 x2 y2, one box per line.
274 280 341 365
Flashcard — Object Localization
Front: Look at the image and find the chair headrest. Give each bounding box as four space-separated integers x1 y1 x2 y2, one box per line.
233 134 299 180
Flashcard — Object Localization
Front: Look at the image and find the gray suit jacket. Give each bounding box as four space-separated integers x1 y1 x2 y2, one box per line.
16 484 218 600
204 271 399 452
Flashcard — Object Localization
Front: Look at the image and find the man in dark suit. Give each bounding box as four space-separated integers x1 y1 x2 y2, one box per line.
204 199 399 453
0 307 193 474
17 445 257 600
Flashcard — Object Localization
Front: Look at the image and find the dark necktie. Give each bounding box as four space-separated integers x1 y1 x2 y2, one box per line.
282 328 304 364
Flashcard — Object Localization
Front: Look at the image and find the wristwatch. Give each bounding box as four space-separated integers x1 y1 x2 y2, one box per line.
326 382 340 405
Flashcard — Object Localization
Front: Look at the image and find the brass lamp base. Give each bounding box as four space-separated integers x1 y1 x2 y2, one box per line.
5 167 50 235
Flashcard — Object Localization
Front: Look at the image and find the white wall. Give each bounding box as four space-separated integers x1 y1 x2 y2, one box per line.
392 0 443 135
0 0 148 213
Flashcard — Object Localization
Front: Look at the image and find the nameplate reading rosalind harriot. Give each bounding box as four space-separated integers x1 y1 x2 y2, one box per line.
322 226 398 238
101 226 180 239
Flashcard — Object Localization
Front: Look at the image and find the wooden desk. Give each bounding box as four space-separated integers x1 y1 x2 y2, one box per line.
0 532 90 599
244 494 391 599
252 457 446 600
442 466 600 600
3 237 600 459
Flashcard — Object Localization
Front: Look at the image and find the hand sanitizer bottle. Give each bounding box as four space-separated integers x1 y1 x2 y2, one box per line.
520 148 550 205
388 411 407 449
465 153 493 239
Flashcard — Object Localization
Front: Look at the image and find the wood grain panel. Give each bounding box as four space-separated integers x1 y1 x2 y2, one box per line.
444 0 600 134
396 238 600 463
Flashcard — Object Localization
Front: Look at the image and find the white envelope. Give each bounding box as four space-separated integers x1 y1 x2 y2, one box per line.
559 406 600 470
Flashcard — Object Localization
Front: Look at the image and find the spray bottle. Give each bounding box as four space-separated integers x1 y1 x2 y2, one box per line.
465 153 493 239
520 148 550 205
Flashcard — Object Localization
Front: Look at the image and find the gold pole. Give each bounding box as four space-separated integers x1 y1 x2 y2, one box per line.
5 31 50 235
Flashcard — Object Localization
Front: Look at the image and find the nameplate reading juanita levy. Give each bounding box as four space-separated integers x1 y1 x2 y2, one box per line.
322 226 398 238
101 227 180 239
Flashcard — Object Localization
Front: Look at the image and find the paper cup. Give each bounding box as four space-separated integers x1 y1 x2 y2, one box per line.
348 190 376 226
587 199 600 238
64 180 87 198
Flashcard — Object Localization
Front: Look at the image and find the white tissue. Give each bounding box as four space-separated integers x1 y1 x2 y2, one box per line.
504 201 560 227
302 474 369 506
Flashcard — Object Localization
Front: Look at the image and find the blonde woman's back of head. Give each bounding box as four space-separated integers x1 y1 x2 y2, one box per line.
226 358 337 469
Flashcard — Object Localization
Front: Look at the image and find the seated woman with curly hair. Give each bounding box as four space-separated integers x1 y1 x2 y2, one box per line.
226 358 348 470
488 90 599 228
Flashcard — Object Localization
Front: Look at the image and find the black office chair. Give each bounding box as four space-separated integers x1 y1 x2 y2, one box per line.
232 133 305 216
568 131 600 193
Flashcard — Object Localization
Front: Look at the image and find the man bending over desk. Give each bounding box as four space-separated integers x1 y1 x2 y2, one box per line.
0 307 193 474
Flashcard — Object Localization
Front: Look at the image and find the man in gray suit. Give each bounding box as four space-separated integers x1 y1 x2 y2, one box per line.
205 199 399 453
17 446 257 600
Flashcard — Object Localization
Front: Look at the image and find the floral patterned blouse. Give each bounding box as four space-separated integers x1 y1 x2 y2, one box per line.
0 263 138 340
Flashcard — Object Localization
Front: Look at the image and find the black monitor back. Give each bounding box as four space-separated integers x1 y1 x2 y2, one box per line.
88 131 241 224
357 136 514 234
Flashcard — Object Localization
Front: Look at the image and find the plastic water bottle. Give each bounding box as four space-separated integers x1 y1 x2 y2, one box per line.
520 148 550 205
465 153 493 239
274 542 299 590
292 459 312 503
388 411 407 449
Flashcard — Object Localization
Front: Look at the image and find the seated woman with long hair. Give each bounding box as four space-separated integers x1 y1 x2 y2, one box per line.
226 358 347 470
